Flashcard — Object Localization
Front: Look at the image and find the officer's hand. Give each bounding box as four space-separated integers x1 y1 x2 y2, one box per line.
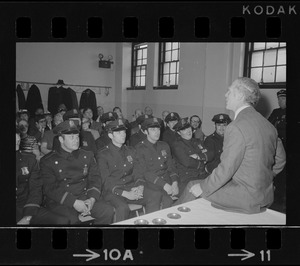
132 185 144 199
122 190 140 201
84 197 96 212
73 200 89 213
17 216 32 225
189 154 199 160
163 183 173 195
171 182 179 196
189 184 203 198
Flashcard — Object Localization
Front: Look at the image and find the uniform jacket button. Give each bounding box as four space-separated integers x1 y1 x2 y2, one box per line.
66 184 69 187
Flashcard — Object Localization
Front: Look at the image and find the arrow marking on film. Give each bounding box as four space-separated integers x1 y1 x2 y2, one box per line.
73 249 100 261
228 249 255 261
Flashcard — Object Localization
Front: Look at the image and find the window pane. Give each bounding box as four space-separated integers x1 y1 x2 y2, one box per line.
176 63 179 72
253 43 265 50
276 66 286 82
172 50 178 61
251 51 263 67
136 77 140 86
263 67 275 82
142 59 147 65
141 66 146 76
143 49 147 58
137 59 142 66
264 50 276 66
277 48 286 65
250 67 262 83
266 42 279 49
137 49 142 59
170 62 177 73
136 68 140 77
172 42 179 49
165 51 171 61
163 75 169 85
164 63 170 74
279 42 286 47
170 74 176 85
165 42 172 51
141 76 145 86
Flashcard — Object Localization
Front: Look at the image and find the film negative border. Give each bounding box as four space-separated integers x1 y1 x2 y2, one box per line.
0 1 300 265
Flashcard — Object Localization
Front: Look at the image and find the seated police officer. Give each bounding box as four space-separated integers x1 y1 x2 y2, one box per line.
135 117 179 208
171 117 208 196
39 120 114 224
162 112 181 148
16 128 68 225
96 119 162 222
128 114 152 147
204 113 231 174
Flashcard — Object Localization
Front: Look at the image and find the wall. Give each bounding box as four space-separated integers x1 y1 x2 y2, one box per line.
16 42 116 113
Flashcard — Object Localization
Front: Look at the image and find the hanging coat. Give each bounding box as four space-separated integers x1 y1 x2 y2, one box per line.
16 84 26 110
67 87 79 111
47 86 65 115
25 84 43 117
79 89 97 120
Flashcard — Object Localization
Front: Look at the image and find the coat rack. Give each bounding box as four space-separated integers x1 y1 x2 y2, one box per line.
16 79 112 96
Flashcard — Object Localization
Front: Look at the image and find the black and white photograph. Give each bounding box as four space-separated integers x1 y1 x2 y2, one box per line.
15 42 287 226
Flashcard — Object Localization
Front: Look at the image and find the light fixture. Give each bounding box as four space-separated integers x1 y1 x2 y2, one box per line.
98 53 114 69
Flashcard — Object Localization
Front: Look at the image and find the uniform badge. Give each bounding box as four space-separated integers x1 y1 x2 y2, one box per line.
69 120 75 127
161 150 167 157
127 155 133 163
21 167 29 175
83 165 88 176
82 141 88 147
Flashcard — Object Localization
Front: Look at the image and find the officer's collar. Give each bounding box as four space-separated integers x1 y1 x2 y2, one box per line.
58 146 80 159
109 142 123 151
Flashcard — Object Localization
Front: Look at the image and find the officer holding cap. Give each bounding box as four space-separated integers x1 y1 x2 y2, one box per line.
268 89 286 148
162 112 181 148
171 118 208 197
40 120 114 224
135 117 179 208
96 119 162 222
204 113 231 174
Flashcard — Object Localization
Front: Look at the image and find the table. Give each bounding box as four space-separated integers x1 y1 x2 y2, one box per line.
113 198 286 225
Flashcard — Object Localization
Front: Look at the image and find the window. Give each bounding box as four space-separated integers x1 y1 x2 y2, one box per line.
244 42 286 88
157 42 180 89
130 42 148 89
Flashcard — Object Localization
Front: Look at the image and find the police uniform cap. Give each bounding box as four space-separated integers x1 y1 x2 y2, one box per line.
141 117 162 130
106 119 127 132
212 113 231 124
100 112 118 123
277 89 286 97
136 114 153 125
53 120 80 135
17 109 29 115
165 112 180 123
34 114 46 123
63 109 79 120
173 117 191 131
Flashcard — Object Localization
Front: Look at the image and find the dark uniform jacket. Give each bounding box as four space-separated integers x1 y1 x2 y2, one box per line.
135 139 178 189
268 108 286 146
204 132 224 174
16 151 42 219
171 138 207 183
95 132 111 150
40 147 102 209
129 130 146 147
96 143 144 196
162 127 180 149
80 130 97 155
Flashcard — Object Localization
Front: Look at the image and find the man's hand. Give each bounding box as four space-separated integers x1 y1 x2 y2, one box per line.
84 197 96 212
163 183 173 195
189 183 203 197
122 190 140 201
131 185 144 199
189 154 199 160
171 181 179 196
73 199 89 213
17 216 32 225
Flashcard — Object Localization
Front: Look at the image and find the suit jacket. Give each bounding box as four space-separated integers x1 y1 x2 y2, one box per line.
200 106 286 214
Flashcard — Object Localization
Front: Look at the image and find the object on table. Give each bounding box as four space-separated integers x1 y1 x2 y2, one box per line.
167 213 181 219
177 206 191 212
152 218 167 225
134 219 149 225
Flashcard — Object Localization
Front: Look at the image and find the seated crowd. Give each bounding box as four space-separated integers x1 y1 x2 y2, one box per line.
16 78 286 225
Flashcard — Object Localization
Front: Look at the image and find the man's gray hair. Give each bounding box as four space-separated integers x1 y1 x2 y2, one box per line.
233 77 261 106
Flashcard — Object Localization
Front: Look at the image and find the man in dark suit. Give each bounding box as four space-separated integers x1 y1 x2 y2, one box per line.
176 77 286 214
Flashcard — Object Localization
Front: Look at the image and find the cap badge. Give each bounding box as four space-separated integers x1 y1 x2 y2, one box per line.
119 119 124 125
109 112 113 117
69 120 75 127
220 115 224 120
171 113 174 117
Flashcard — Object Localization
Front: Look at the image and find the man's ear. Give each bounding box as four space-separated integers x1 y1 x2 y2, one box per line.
108 131 114 140
58 135 64 144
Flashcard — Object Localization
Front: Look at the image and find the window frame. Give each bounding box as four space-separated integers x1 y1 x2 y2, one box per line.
127 42 148 90
243 42 286 89
155 42 180 90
